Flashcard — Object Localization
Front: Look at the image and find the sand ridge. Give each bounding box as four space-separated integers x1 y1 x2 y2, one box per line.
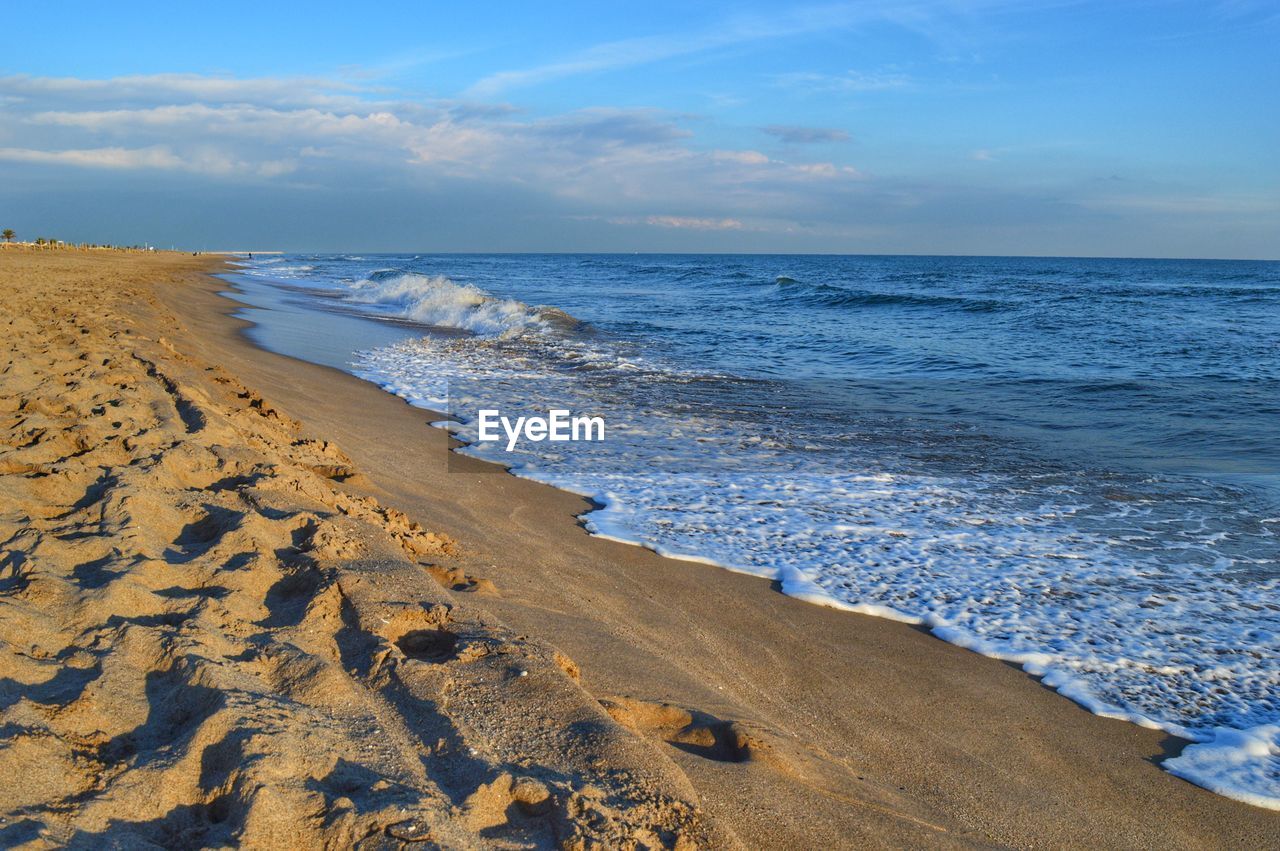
0 251 728 849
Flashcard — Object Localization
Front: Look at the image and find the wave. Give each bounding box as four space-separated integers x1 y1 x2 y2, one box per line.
353 327 1280 810
775 278 1006 312
235 251 1280 809
241 262 317 281
347 271 578 338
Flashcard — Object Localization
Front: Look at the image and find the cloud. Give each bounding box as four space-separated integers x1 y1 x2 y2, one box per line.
0 73 374 109
789 162 862 179
0 73 867 220
527 108 694 147
773 69 912 93
465 2 940 96
1079 194 1280 215
466 30 721 97
0 145 183 170
4 69 1271 257
0 144 295 176
607 215 746 230
762 125 851 144
712 149 771 165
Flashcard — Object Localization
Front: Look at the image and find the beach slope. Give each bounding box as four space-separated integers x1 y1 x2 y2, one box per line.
0 250 725 849
3 250 1278 849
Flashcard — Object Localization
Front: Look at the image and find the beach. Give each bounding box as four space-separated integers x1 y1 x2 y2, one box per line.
2 249 1277 848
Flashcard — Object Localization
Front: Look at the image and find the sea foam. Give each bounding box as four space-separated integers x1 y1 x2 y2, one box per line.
353 327 1280 811
348 271 560 338
235 252 1280 810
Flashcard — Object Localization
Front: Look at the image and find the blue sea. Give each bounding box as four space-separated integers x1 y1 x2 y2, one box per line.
224 253 1280 808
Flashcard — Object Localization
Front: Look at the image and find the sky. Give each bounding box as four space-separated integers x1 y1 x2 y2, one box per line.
1 1 1277 257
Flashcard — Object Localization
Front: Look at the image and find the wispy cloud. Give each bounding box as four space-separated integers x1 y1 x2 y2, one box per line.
4 62 1273 256
1080 194 1280 215
773 69 913 93
0 73 377 109
0 145 184 170
465 3 936 96
466 30 728 98
607 215 746 231
0 144 296 176
0 73 867 224
762 125 851 144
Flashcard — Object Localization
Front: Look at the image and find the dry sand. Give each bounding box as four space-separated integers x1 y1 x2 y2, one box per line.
2 249 1278 849
0 250 723 849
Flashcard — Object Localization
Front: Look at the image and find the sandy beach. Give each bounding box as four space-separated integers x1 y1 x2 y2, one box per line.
2 249 1277 849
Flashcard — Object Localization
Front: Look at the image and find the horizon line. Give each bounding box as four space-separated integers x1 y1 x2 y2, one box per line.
204 249 1280 263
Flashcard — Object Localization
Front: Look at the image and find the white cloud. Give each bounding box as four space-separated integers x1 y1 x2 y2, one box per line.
0 145 184 170
0 143 298 177
464 2 956 97
0 73 374 109
713 149 771 165
762 125 852 144
1080 194 1280 215
618 215 747 230
792 161 863 179
8 70 1263 256
774 69 912 93
0 73 871 227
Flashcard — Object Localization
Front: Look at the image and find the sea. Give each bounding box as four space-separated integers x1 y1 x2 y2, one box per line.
222 252 1280 808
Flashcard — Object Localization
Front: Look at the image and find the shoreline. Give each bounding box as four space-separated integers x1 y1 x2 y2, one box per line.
224 260 1269 783
184 258 1279 845
2 250 1275 847
0 250 727 848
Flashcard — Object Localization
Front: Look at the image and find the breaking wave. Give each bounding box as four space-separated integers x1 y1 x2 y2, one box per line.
348 271 578 338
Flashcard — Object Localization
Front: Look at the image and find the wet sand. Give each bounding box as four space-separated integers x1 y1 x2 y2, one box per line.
3 249 1277 848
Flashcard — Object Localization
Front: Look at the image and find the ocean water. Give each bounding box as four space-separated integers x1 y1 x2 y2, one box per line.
225 253 1280 808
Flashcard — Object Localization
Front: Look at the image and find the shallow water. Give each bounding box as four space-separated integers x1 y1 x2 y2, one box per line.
224 253 1280 808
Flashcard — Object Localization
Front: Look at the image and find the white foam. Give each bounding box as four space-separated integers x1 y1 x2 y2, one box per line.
1165 726 1280 810
348 272 551 338
351 330 1280 811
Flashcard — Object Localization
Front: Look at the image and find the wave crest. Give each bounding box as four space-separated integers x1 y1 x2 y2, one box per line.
350 271 576 337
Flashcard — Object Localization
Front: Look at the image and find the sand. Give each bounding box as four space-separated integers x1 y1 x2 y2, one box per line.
2 249 1277 849
0 250 724 849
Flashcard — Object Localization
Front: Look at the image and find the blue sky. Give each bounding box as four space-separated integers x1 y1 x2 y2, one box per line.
1 1 1277 257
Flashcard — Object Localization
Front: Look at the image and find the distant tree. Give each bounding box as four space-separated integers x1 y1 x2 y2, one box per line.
1 229 13 244
35 237 45 246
